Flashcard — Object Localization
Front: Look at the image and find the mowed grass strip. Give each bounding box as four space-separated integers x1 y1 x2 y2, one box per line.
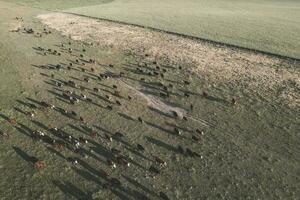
63 0 300 59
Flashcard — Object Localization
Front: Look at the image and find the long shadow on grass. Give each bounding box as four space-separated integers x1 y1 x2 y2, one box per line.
47 89 72 105
16 122 55 145
122 175 158 198
16 100 38 109
26 97 47 107
148 106 173 118
187 91 230 105
145 136 179 153
86 130 150 170
14 107 28 116
15 122 34 138
0 113 11 122
69 124 89 137
44 80 60 88
46 146 66 160
77 158 108 179
53 180 92 200
165 121 193 134
13 146 36 163
145 120 178 137
118 112 135 121
73 168 131 200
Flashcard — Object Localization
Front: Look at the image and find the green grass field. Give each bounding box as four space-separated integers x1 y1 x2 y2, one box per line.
2 0 300 58
1 0 112 9
0 0 299 199
64 0 300 59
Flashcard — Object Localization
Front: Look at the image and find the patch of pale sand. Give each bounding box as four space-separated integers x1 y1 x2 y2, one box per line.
9 21 23 32
37 13 300 107
121 80 211 127
121 80 186 117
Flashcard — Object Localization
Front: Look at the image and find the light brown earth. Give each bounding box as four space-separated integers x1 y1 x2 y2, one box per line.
38 13 300 107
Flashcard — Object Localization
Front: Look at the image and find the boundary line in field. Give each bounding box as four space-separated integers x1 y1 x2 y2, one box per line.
59 11 300 62
1 0 299 62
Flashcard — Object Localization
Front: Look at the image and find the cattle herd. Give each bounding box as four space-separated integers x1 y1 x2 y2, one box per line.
1 20 236 199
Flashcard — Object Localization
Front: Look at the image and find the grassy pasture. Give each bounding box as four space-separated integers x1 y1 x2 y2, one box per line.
2 0 299 58
63 0 300 59
0 0 299 200
0 0 112 9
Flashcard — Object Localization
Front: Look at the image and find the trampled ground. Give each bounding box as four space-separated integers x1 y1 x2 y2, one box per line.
0 0 299 200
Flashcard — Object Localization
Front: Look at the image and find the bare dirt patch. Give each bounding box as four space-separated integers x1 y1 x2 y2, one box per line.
121 80 187 118
9 21 22 32
37 13 300 107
